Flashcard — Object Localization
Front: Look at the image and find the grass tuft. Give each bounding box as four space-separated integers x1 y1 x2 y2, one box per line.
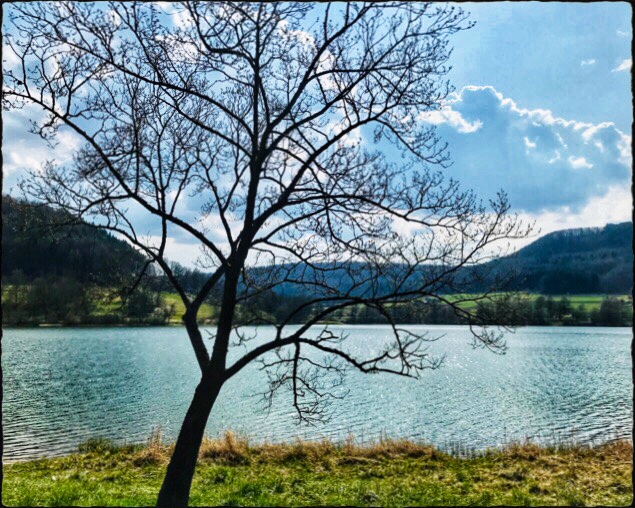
200 431 251 464
77 437 120 454
131 427 172 466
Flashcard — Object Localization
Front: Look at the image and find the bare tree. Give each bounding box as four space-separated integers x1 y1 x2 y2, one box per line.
3 2 529 506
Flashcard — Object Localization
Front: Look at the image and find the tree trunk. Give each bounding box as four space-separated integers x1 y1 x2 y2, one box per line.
183 312 211 371
156 370 224 507
158 264 241 506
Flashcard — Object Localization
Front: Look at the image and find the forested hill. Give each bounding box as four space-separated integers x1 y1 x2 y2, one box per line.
518 222 631 258
493 222 633 294
2 196 632 294
2 196 147 285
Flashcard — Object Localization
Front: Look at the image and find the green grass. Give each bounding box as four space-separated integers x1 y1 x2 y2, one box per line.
160 292 215 324
3 433 632 506
446 293 631 312
90 295 125 316
89 291 217 324
563 294 629 310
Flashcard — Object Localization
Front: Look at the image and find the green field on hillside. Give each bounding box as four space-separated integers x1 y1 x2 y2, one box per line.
160 292 216 324
446 293 631 312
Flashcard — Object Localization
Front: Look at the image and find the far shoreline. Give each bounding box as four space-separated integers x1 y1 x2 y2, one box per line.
2 322 632 330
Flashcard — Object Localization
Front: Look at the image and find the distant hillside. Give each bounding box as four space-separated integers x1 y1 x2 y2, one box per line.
256 223 634 297
494 222 633 294
2 196 147 285
2 196 632 295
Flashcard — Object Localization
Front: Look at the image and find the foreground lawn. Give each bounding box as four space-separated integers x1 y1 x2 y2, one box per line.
2 434 632 506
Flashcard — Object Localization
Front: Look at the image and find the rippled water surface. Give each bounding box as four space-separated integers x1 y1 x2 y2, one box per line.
2 325 632 461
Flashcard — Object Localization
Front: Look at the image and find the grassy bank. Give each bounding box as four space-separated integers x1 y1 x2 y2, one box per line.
3 433 632 506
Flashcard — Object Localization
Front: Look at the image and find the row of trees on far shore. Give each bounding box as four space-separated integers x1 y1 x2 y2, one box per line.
472 294 632 327
1 275 176 326
249 291 633 327
3 274 631 328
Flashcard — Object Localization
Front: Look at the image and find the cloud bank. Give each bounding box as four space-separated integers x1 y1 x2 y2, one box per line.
420 85 631 214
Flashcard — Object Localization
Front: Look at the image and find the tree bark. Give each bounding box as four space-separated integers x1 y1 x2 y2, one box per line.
183 311 210 372
156 369 224 507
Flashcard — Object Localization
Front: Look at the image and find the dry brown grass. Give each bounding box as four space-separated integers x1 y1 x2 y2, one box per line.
127 427 631 481
131 427 174 466
199 430 252 463
470 439 633 505
127 429 449 467
196 431 444 464
499 439 632 462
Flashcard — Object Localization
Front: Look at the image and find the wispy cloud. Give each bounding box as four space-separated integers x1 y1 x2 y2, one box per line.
2 105 82 178
567 155 593 170
612 58 632 72
580 59 596 66
616 29 630 37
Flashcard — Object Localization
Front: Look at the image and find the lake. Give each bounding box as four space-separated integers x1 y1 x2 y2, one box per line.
2 325 632 461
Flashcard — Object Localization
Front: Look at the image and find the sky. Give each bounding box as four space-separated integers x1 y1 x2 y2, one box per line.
2 2 633 267
434 2 632 239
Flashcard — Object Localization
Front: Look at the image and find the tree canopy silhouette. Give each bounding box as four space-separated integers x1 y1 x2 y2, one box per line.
3 2 529 505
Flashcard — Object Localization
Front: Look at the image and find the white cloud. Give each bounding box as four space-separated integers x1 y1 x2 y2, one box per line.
5 151 48 175
146 236 203 268
152 2 172 12
171 9 194 28
107 9 122 28
2 43 20 70
277 19 340 94
617 29 630 37
152 2 194 28
555 132 567 148
418 108 482 134
390 214 426 237
580 59 596 66
426 85 631 214
2 108 82 178
612 58 632 72
547 150 561 164
567 155 593 169
616 133 632 167
511 184 632 251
